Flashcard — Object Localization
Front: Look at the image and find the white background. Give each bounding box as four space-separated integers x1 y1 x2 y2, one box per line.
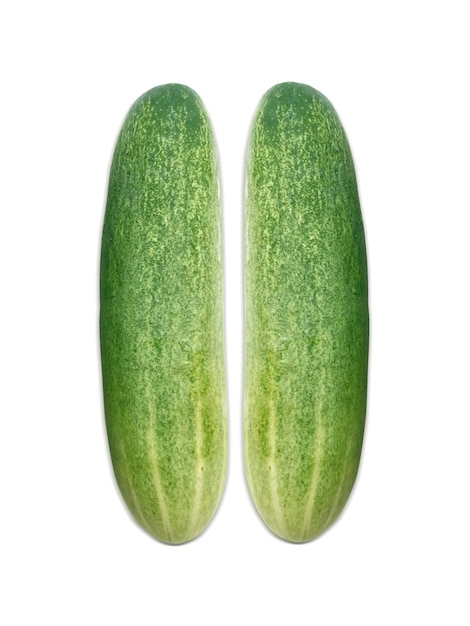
1 1 469 624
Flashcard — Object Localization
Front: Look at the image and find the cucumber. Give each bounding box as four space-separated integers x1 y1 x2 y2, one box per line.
100 84 227 544
244 82 368 542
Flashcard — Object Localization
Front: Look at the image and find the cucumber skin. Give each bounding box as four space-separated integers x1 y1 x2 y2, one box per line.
244 83 368 543
100 85 227 544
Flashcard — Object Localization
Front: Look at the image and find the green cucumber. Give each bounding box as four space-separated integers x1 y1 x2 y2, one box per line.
244 82 368 542
100 84 227 544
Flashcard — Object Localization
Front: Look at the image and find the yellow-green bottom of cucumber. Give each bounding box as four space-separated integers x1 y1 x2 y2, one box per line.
244 82 368 542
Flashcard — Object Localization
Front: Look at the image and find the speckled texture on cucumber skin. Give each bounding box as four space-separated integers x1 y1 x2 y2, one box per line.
100 85 227 544
244 83 368 543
